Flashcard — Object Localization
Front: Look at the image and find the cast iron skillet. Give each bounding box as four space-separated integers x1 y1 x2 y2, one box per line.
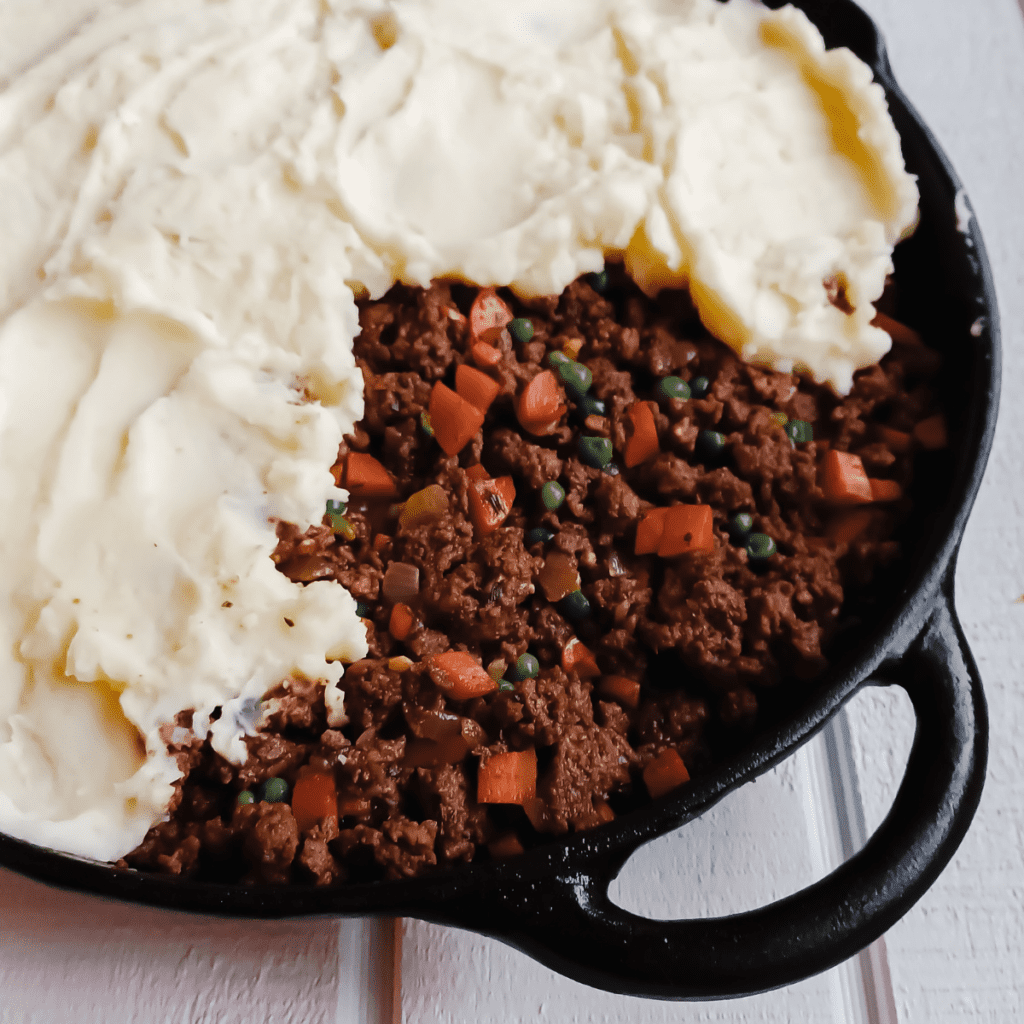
0 0 1001 1001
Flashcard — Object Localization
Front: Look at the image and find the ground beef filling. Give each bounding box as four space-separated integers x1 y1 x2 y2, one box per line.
122 270 939 884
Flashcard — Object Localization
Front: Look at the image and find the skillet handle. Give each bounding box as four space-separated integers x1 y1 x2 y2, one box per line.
439 580 987 999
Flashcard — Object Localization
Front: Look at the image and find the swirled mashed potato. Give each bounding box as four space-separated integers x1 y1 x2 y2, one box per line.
0 0 917 860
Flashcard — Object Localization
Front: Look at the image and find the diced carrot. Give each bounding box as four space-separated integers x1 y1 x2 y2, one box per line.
658 504 714 557
876 425 913 453
291 772 338 831
456 364 501 413
337 797 372 818
471 341 503 368
428 650 497 700
477 749 537 805
465 463 490 481
623 401 660 468
562 636 600 680
429 381 485 456
516 370 567 435
821 449 873 504
468 475 515 536
372 533 390 553
469 288 513 345
520 796 548 831
593 798 615 823
599 675 641 710
345 453 399 498
389 602 415 641
872 311 923 347
643 748 690 800
869 478 902 502
537 551 581 602
489 833 525 859
826 508 875 545
913 414 948 450
635 507 669 555
562 337 583 360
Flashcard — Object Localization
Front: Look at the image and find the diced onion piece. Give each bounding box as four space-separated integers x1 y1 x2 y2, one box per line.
399 484 447 530
382 561 420 605
402 734 472 769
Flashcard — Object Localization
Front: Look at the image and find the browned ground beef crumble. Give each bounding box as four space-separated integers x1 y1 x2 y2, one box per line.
121 268 939 884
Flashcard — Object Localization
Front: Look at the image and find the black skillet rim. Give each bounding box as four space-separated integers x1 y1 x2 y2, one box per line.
0 0 1001 976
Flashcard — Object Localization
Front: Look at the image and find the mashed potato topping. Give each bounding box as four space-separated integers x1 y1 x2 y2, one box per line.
0 0 917 860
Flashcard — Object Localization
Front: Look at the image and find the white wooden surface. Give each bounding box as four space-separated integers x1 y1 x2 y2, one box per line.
2 1 1023 1021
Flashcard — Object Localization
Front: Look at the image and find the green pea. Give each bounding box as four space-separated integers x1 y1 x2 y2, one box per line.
696 429 727 460
785 420 813 445
556 360 593 398
578 436 613 468
541 480 566 511
728 512 755 542
326 499 347 515
355 602 371 618
574 394 606 419
690 376 711 398
547 350 571 368
509 318 534 344
525 527 555 546
497 680 516 693
559 590 592 621
585 270 609 293
420 410 434 437
237 790 255 806
514 653 540 680
657 376 691 402
746 533 777 561
260 777 289 803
